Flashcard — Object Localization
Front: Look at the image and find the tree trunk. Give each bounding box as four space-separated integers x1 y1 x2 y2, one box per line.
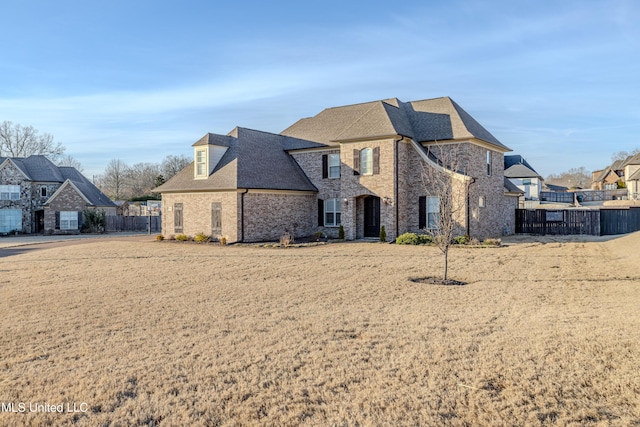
443 249 449 281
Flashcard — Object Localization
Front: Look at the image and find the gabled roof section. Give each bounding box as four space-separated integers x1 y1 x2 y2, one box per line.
156 128 318 193
281 96 510 151
409 97 508 149
504 155 541 178
45 179 92 206
234 128 317 191
0 155 67 182
505 163 540 179
504 155 537 172
628 168 640 181
59 167 116 207
504 177 525 194
281 100 385 145
625 153 640 166
192 133 236 147
0 157 32 179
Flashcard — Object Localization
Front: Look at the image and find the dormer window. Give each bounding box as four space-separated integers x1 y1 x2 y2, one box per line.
195 149 207 177
193 144 228 179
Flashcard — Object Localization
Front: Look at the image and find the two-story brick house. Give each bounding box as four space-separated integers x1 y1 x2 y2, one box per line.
157 97 519 242
0 155 116 234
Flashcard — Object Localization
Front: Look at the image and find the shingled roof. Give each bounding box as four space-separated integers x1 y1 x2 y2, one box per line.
156 128 319 193
282 96 510 151
504 155 541 179
0 155 115 207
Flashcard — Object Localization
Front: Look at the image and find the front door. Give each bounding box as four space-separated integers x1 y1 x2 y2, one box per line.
364 196 380 238
35 210 44 233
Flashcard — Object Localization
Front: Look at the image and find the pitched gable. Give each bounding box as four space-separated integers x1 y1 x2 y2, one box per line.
282 96 510 151
156 128 318 193
0 158 31 180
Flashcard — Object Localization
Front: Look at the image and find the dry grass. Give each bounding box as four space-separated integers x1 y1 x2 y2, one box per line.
1 234 640 426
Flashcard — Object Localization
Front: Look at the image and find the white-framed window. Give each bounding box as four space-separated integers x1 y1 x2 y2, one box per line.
195 149 207 177
324 198 341 227
0 185 20 200
0 209 22 233
427 196 440 229
360 148 373 175
479 196 486 208
328 154 340 178
60 211 78 230
486 150 492 176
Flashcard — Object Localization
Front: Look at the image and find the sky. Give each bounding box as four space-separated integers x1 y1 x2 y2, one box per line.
1 0 639 179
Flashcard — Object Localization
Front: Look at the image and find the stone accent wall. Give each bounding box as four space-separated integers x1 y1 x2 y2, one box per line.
161 191 240 242
0 162 35 233
242 192 315 242
44 184 89 234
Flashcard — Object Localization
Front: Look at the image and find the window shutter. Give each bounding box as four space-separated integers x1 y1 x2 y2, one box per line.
353 149 360 175
55 211 60 230
77 211 83 231
211 202 222 234
174 203 183 233
419 196 426 229
373 146 380 174
318 199 324 226
322 154 328 179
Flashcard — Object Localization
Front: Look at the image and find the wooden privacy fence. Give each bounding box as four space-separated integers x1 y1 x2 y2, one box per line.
515 208 640 236
105 215 161 233
600 208 640 235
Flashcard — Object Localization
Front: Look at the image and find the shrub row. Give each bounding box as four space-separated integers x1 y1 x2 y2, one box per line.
395 233 500 247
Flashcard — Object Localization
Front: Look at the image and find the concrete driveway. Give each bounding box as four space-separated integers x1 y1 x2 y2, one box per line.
0 232 152 249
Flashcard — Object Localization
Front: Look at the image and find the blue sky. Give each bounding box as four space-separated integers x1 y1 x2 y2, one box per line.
1 0 639 178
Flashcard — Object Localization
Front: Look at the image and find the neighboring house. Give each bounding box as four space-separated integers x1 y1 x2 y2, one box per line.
592 159 625 190
0 155 116 234
156 97 519 242
504 155 543 200
592 153 640 198
623 153 640 200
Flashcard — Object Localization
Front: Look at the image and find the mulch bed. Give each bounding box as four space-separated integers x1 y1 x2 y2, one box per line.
410 277 467 286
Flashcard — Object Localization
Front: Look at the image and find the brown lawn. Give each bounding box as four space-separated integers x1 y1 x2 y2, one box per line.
1 234 639 426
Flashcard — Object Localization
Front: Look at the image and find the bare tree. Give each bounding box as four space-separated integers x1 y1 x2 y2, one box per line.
96 159 130 200
611 148 640 163
125 162 161 198
546 166 591 189
57 154 84 173
421 144 472 281
161 154 190 181
0 121 65 162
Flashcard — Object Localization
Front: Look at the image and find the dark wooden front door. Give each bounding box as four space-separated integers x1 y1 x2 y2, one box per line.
35 210 44 233
364 196 380 237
